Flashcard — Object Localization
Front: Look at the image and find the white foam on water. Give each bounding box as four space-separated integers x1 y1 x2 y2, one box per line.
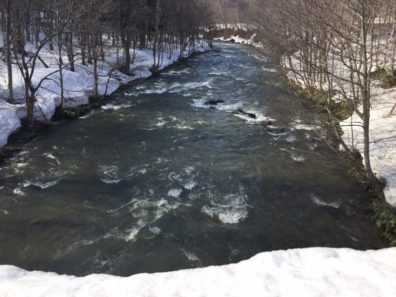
216 102 243 112
102 104 132 111
125 228 140 242
175 122 194 130
286 135 297 143
191 99 211 109
97 165 122 184
168 188 183 198
168 172 183 182
149 226 161 235
233 111 269 124
291 154 306 163
191 99 271 125
125 165 149 179
124 92 139 97
208 70 229 76
43 153 60 164
183 180 197 190
138 168 147 175
293 123 317 131
13 188 26 197
127 84 169 96
155 119 168 128
120 198 181 242
169 81 213 94
268 130 289 137
181 248 200 262
311 194 341 209
79 111 94 119
201 192 249 224
164 69 191 76
15 163 28 169
176 125 194 130
23 180 59 190
184 166 195 175
263 67 277 73
292 119 319 131
0 209 9 215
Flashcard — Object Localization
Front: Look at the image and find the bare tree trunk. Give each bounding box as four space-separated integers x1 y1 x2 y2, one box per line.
58 31 65 109
5 0 13 101
66 32 75 72
121 32 131 74
93 53 99 99
361 4 376 183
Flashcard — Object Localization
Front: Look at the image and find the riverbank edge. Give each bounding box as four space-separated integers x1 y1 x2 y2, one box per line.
284 78 396 247
0 46 212 163
215 30 395 246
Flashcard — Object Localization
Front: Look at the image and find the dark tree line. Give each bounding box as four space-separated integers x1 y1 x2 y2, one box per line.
0 0 213 125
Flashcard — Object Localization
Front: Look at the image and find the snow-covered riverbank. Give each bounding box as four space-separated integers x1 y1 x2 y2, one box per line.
0 40 210 147
341 86 396 206
224 32 396 207
281 50 396 207
0 248 395 297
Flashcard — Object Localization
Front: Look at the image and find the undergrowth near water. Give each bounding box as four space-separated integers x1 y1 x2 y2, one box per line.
372 203 396 246
286 78 396 246
348 162 396 246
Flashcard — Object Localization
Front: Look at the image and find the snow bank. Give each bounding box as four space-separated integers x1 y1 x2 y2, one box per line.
215 35 264 49
0 248 395 297
0 39 210 147
0 100 25 146
341 86 396 207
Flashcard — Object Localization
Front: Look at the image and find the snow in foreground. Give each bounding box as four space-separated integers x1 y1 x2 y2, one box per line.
0 248 395 297
341 86 396 207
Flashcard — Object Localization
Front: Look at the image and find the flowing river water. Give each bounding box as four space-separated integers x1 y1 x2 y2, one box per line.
0 43 385 276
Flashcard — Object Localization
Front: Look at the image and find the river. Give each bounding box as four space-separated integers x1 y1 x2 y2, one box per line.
0 43 385 276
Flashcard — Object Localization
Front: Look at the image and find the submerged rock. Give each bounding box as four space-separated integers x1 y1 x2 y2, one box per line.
234 109 257 119
261 120 275 128
204 100 225 106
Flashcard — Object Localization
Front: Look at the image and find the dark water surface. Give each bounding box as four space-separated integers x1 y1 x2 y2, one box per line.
0 43 385 276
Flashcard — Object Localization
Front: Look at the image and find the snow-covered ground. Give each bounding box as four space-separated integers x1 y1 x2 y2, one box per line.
215 34 264 49
341 86 396 206
0 39 210 147
0 248 395 297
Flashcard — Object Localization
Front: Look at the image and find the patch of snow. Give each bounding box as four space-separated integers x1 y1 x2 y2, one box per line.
0 100 23 146
0 248 395 297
